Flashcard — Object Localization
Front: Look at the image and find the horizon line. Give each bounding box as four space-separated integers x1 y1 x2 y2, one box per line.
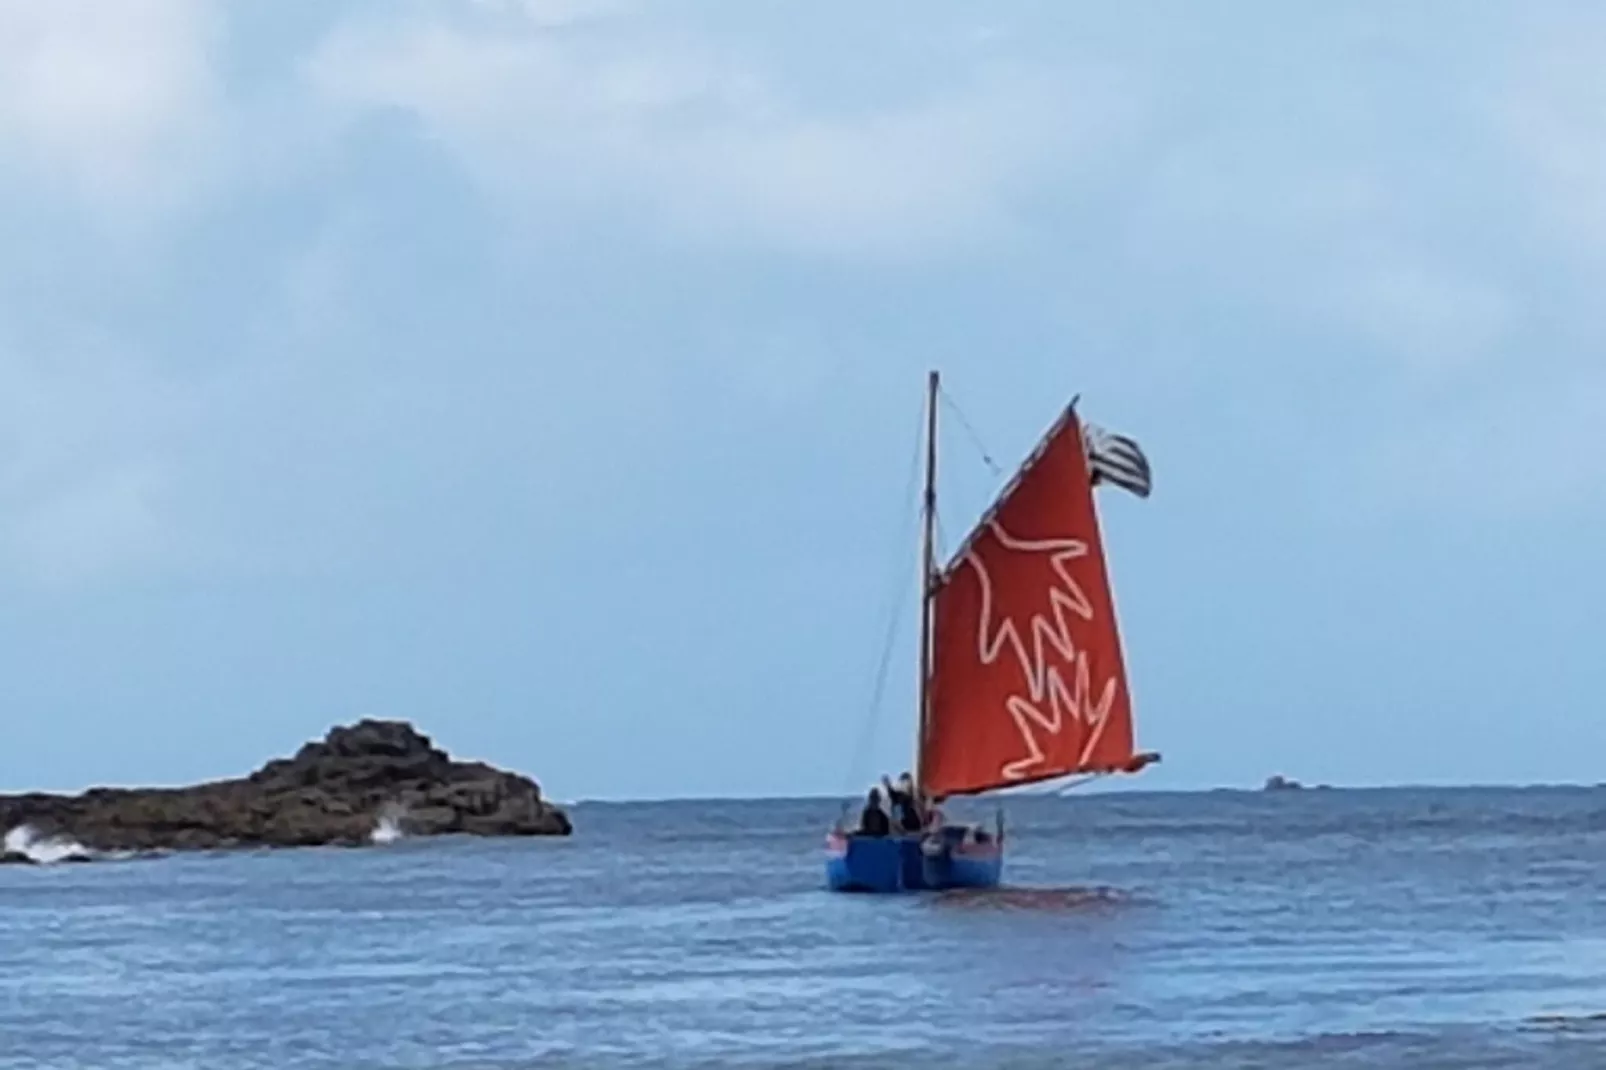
559 779 1606 806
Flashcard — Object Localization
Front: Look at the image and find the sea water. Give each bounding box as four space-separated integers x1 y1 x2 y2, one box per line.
2 787 1604 1068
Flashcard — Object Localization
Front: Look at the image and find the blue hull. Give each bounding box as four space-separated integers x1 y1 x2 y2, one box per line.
824 828 1003 893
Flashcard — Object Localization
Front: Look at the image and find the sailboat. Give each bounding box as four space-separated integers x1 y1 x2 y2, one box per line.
825 371 1159 893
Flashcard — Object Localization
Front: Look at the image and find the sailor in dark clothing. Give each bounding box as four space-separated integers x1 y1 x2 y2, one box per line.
882 772 925 834
856 786 891 836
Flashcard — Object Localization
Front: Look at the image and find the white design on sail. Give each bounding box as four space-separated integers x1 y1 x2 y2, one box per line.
964 521 1121 782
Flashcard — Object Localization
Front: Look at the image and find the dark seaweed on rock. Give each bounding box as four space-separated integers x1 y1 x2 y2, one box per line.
0 719 570 857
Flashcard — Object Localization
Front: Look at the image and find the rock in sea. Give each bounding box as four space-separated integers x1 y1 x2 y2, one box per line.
0 719 571 858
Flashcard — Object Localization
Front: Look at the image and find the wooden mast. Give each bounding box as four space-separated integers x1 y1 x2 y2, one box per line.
915 369 939 789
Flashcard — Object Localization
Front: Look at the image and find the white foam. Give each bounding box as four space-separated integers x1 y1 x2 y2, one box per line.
370 803 406 845
3 824 94 865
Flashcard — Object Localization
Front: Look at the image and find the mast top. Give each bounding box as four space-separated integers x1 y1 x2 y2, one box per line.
915 368 940 787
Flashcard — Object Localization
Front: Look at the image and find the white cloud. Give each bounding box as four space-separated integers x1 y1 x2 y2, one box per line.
305 3 1131 259
1355 368 1606 521
1324 259 1515 383
7 459 176 587
1497 14 1606 259
1127 127 1519 382
0 0 229 584
487 0 630 27
0 337 199 586
0 0 1600 595
0 0 224 224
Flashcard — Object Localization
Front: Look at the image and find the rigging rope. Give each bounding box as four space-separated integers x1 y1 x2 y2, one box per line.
939 387 1004 479
841 397 927 799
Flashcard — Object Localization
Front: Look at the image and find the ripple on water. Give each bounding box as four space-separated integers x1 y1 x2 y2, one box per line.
0 790 1604 1068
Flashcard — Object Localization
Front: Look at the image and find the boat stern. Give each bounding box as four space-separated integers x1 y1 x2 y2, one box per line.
824 828 1003 893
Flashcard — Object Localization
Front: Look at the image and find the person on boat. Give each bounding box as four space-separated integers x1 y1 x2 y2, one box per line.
882 773 925 834
923 794 946 832
855 786 891 837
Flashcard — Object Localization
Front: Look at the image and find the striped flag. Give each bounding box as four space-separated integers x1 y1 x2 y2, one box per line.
1083 421 1152 498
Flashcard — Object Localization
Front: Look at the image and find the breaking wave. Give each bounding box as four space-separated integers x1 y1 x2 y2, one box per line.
370 803 406 845
3 824 95 865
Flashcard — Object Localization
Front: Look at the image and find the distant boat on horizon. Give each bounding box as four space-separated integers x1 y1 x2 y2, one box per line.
826 370 1160 893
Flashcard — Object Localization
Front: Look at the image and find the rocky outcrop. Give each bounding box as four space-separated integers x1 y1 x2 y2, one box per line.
0 719 570 858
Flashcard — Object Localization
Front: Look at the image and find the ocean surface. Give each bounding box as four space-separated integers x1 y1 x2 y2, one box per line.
3 787 1605 1069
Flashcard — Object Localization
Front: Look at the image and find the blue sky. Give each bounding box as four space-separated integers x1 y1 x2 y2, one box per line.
2 1 1603 800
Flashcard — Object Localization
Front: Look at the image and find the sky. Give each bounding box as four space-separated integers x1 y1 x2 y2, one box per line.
2 0 1604 801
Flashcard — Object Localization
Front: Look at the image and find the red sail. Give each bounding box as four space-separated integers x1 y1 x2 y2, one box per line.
921 407 1144 797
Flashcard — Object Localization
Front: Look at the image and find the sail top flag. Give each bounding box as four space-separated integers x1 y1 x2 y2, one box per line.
1084 421 1152 499
919 403 1152 798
